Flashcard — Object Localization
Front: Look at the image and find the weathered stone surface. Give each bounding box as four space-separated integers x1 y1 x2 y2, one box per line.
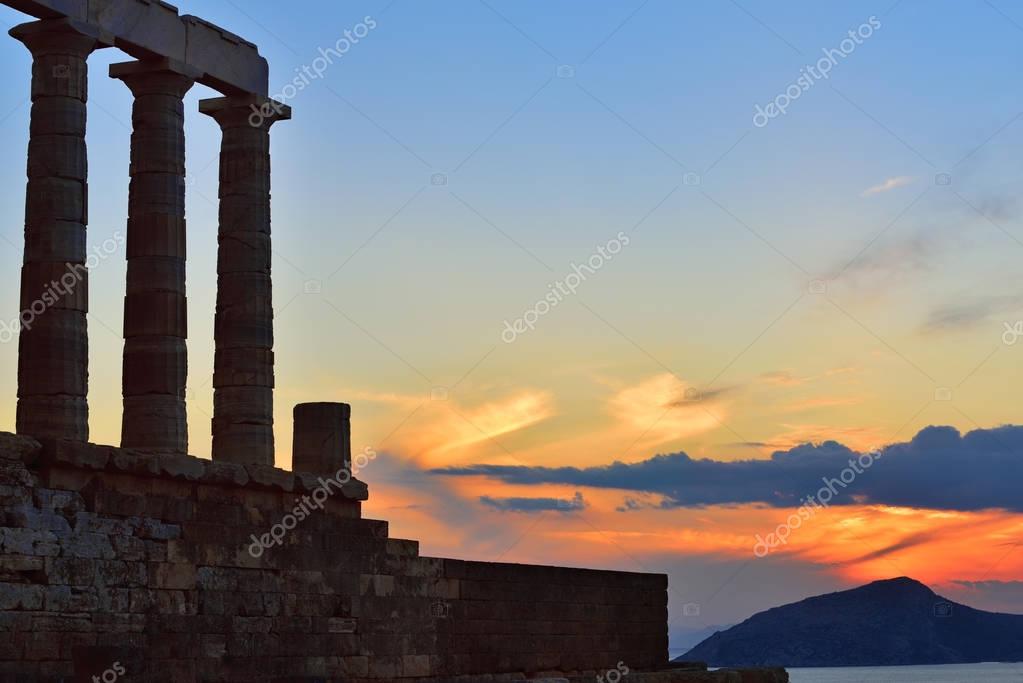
201 461 249 488
12 18 97 443
111 60 195 457
15 397 88 447
0 433 685 680
200 95 289 469
0 434 43 464
122 395 187 455
0 8 787 682
244 464 295 492
293 402 351 477
45 440 110 470
156 453 204 482
5 1 269 96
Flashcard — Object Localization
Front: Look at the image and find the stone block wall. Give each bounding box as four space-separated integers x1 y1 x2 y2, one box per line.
0 433 668 681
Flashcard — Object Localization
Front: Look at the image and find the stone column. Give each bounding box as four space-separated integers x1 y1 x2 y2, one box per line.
11 19 103 442
199 96 290 466
111 59 197 454
293 402 351 475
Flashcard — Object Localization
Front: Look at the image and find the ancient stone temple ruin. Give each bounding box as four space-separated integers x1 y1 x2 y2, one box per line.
0 2 788 681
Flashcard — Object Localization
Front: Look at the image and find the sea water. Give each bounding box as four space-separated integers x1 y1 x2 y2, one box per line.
787 662 1023 682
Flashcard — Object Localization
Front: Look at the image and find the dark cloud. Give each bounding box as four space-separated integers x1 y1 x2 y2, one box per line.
433 425 1023 513
478 492 585 514
832 530 945 567
616 497 646 512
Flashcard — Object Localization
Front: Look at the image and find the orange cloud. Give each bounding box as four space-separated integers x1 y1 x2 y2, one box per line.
352 387 555 467
781 396 864 413
752 422 887 453
609 373 728 447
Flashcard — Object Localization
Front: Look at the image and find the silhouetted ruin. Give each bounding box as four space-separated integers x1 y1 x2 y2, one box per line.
0 2 789 680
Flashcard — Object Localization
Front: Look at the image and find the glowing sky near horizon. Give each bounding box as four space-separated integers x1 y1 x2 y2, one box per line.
0 0 1021 645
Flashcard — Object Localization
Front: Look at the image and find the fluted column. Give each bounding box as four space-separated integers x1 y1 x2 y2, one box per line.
111 59 197 454
199 96 290 466
11 19 102 441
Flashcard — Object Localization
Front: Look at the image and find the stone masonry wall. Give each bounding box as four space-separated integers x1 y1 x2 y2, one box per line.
0 433 668 682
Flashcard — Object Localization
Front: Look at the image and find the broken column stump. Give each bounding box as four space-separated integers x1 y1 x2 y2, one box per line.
293 401 351 475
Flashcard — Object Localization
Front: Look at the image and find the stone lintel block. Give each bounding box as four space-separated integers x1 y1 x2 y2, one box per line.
0 433 44 464
182 15 267 96
89 0 185 61
8 2 269 95
200 461 250 488
41 438 111 470
156 453 204 481
244 463 295 492
4 434 353 504
108 447 160 477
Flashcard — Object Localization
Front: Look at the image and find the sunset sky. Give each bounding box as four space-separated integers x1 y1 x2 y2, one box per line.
1 0 1021 650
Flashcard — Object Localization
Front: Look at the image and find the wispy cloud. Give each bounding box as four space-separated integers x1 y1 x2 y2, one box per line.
609 373 729 445
920 294 1023 334
836 189 1019 285
781 396 864 413
861 175 914 197
759 367 857 388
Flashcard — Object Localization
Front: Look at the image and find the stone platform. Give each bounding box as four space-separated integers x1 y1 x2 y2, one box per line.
0 433 676 681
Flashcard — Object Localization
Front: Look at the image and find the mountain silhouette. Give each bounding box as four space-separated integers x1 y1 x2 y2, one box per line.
681 577 1023 667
